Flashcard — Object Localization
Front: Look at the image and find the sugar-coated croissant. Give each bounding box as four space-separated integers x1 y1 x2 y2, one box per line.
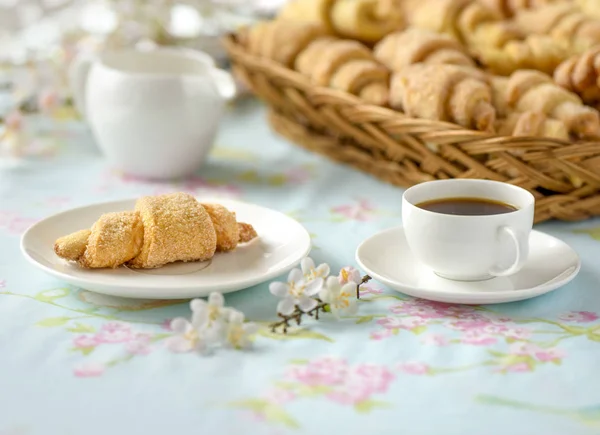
504 69 600 137
54 193 258 269
278 0 404 43
244 20 327 67
390 64 496 132
496 110 570 140
554 46 600 107
374 28 476 72
515 3 600 51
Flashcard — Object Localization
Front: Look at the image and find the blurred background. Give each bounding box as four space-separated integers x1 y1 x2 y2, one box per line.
0 0 287 161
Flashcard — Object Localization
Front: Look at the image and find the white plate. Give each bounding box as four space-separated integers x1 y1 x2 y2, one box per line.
356 226 580 304
21 198 311 299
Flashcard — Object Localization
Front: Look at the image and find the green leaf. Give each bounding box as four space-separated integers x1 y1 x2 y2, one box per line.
229 398 269 412
36 317 71 327
71 346 95 356
150 333 172 342
263 404 300 428
35 288 70 302
66 322 95 333
487 350 507 358
289 359 309 365
411 326 427 335
354 399 391 413
551 359 562 365
297 385 332 397
505 337 517 344
392 329 399 335
587 333 600 342
355 315 374 324
258 328 334 342
573 227 600 241
274 382 298 391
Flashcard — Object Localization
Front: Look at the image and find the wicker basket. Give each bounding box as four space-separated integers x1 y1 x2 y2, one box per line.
223 34 600 223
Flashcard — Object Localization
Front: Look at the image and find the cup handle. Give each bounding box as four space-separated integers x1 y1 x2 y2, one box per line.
489 226 528 277
208 68 237 102
68 54 94 120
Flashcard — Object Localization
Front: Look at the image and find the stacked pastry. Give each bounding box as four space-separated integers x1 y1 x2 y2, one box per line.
237 0 600 141
244 20 390 106
54 193 258 269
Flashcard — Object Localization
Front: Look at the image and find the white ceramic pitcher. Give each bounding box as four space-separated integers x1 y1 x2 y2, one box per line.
69 47 236 180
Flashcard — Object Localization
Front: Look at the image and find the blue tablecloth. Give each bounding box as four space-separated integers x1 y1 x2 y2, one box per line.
1 99 600 435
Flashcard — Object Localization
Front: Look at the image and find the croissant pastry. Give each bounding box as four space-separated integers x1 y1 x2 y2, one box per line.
390 63 496 132
478 0 560 18
504 69 600 137
496 110 569 140
515 3 600 51
554 46 600 107
244 20 327 67
330 0 405 43
374 28 476 72
576 0 600 19
278 0 404 43
54 193 258 269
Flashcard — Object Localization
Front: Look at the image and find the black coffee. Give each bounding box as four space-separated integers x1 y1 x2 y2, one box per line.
416 197 517 216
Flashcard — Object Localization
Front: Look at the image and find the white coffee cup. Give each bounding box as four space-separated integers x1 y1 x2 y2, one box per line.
69 47 236 180
402 179 535 281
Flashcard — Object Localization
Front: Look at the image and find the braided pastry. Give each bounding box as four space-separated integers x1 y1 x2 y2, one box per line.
516 3 600 51
389 64 496 132
554 46 600 107
373 28 476 72
503 69 600 137
278 0 404 43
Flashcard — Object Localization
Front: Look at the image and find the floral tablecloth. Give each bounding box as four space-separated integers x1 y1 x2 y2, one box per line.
1 99 600 435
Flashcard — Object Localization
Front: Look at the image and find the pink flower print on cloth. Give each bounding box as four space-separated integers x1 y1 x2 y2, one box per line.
332 199 378 222
73 335 99 349
559 311 599 323
0 280 5 288
390 299 484 320
397 361 430 375
73 362 105 378
265 388 296 405
287 357 348 386
376 316 426 331
421 334 450 346
460 331 497 346
95 322 133 343
126 333 153 355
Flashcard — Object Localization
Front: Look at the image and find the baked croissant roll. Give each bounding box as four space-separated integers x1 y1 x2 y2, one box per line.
245 21 390 105
554 46 600 107
503 69 600 137
374 28 476 72
515 3 600 51
478 0 559 18
54 193 258 269
330 0 405 43
244 20 327 67
389 63 496 132
577 0 600 19
496 110 570 140
278 0 336 32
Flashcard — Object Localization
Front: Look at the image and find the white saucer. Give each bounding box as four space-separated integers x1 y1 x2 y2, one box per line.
21 198 311 299
356 226 580 304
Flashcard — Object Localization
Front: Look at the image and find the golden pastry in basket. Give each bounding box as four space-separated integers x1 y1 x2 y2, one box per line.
296 37 389 105
554 46 600 107
496 110 570 140
577 0 600 19
374 28 476 72
504 69 600 137
515 3 600 51
54 193 258 269
477 34 570 75
389 64 496 132
330 0 405 43
478 0 559 18
278 0 404 43
244 20 327 67
278 0 336 32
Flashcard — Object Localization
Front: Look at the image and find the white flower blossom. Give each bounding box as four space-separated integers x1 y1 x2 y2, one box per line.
301 257 330 282
338 266 362 285
319 276 358 318
225 310 258 350
269 268 324 315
